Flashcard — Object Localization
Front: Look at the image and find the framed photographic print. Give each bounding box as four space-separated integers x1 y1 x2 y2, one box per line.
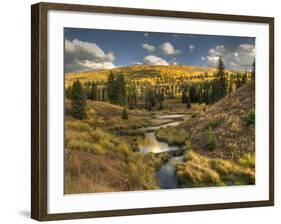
31 2 274 221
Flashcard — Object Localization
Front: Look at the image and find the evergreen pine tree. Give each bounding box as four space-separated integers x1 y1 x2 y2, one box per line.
122 108 128 120
156 90 164 110
235 73 243 89
70 80 87 120
198 85 203 104
242 71 247 85
182 88 188 103
144 89 157 111
88 82 97 100
127 86 138 109
216 57 227 98
101 87 106 101
97 88 101 101
116 74 126 105
189 85 197 103
216 56 225 77
186 95 191 109
65 86 72 99
228 76 234 94
201 82 210 104
159 91 164 110
210 79 219 103
107 71 116 103
251 60 255 80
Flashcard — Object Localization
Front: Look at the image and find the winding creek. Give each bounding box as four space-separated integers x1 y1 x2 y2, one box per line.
138 114 189 189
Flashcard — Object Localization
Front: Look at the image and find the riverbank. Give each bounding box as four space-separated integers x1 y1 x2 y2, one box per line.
65 80 255 193
155 127 188 145
64 101 190 193
174 81 256 187
137 114 189 189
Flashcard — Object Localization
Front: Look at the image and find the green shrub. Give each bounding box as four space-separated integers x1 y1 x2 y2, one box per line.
238 153 255 168
116 143 131 156
184 141 193 152
245 111 255 127
205 119 224 129
207 127 217 150
122 108 129 120
191 113 197 118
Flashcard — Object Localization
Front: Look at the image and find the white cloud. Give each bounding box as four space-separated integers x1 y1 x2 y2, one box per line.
142 43 156 53
206 56 220 67
160 42 181 55
205 45 225 67
232 44 255 69
204 44 255 70
143 55 169 66
189 45 196 52
208 45 225 57
131 61 143 65
65 39 116 73
79 61 115 70
144 33 149 37
201 56 205 61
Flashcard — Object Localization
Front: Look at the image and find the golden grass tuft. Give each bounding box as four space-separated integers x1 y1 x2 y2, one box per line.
66 127 114 155
155 127 188 145
64 149 163 194
177 161 224 187
238 153 255 168
210 159 255 185
176 149 255 187
64 106 167 193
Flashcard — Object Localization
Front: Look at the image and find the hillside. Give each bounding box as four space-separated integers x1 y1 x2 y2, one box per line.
174 81 255 187
64 100 171 194
64 75 255 191
65 65 237 86
181 80 255 160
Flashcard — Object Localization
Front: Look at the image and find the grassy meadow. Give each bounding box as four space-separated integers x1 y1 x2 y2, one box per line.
64 63 255 194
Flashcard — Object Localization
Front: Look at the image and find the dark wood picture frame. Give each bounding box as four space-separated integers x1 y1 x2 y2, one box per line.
31 2 274 221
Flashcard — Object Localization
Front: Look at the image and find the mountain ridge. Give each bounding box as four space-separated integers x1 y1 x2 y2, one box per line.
65 64 244 86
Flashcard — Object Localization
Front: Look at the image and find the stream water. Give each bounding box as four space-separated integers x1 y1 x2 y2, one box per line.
138 114 188 189
156 156 184 189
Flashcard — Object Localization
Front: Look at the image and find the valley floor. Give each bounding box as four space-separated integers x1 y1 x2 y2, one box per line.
64 81 255 193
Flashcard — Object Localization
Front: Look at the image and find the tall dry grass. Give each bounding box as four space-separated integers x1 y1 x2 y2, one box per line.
176 149 255 187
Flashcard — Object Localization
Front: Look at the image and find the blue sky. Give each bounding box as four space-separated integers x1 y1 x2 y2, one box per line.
64 28 255 73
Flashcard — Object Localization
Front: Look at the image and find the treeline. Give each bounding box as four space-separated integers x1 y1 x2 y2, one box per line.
66 81 107 102
66 71 138 108
144 89 165 111
67 80 87 119
180 57 254 108
66 57 255 119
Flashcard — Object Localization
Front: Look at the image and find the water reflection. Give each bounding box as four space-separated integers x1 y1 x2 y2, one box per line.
138 132 180 153
156 156 184 189
155 114 186 119
137 114 188 189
